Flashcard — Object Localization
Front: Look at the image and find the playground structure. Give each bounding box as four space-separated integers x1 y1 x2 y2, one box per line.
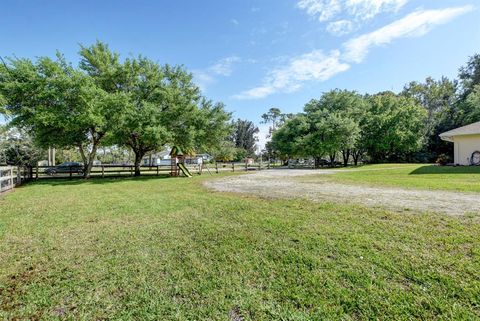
170 146 193 177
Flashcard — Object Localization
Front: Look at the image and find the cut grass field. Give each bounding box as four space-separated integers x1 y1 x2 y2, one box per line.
299 164 480 193
1 173 479 320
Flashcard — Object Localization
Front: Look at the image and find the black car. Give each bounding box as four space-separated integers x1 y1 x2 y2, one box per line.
45 162 84 176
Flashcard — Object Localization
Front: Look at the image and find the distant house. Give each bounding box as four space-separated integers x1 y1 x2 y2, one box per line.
143 150 171 166
143 149 206 166
439 121 480 165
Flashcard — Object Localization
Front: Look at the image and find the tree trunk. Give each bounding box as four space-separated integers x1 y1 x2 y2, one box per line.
85 153 96 179
78 143 99 179
328 153 336 167
353 153 359 166
133 150 146 177
314 157 321 169
341 149 350 167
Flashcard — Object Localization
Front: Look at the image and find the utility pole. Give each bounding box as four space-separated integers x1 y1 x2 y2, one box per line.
48 147 56 166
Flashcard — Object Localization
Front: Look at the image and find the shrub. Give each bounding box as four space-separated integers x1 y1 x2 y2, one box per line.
436 154 451 166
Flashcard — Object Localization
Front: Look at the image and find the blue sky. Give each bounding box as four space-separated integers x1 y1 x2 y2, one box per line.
1 0 479 147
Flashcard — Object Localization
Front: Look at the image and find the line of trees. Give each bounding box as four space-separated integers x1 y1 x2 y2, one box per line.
0 42 231 177
269 54 480 166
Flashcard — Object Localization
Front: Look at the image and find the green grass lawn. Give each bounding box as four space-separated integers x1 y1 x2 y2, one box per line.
299 164 480 193
1 174 479 320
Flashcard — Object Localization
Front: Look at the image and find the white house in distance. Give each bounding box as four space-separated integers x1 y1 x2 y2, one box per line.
439 121 480 165
142 148 210 166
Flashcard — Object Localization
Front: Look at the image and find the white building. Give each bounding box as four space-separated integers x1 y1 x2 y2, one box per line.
143 150 171 166
142 148 206 166
439 121 480 165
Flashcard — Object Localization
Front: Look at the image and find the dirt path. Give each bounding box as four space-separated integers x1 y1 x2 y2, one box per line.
204 169 480 216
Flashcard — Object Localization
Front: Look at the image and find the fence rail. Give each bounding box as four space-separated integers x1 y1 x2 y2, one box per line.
29 162 269 179
1 166 32 194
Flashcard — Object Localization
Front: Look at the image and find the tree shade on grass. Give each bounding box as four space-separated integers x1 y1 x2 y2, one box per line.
0 174 479 320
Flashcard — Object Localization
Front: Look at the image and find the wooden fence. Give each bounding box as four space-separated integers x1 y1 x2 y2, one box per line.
32 164 177 179
0 166 32 194
0 161 274 194
28 162 268 179
208 162 271 173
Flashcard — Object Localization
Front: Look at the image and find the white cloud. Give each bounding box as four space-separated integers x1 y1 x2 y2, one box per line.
193 56 241 90
233 50 350 99
327 20 354 36
346 0 408 20
297 0 408 21
297 0 342 22
343 5 475 63
230 18 239 26
235 5 473 99
209 56 241 76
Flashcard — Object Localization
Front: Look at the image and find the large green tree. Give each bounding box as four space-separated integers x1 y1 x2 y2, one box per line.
304 90 364 166
78 42 231 176
0 54 126 177
271 90 363 167
363 92 426 162
402 77 458 161
270 115 308 162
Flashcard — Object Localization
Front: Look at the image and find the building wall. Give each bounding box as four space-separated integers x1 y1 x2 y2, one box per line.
453 134 480 165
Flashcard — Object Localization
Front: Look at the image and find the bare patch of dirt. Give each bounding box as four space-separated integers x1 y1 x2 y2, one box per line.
204 169 480 216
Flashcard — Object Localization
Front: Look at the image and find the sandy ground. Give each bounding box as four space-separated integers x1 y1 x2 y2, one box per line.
204 169 480 216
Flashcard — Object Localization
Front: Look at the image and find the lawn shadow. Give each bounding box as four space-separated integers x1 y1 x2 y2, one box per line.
410 165 480 175
25 174 174 187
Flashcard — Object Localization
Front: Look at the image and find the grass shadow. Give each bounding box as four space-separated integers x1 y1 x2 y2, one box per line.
410 165 480 175
24 174 175 187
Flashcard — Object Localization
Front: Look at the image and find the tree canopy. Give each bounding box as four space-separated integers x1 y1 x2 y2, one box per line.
229 119 259 157
0 42 231 176
271 90 426 166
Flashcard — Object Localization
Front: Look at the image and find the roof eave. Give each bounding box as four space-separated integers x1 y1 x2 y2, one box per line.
439 135 454 142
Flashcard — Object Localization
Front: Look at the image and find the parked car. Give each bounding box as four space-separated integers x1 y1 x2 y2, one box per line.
317 159 329 167
45 162 84 176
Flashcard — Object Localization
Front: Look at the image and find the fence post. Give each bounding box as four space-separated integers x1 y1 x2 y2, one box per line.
101 165 105 178
157 165 159 176
16 166 21 185
36 165 39 180
70 166 73 179
130 166 133 176
215 162 219 174
232 162 235 172
245 161 248 171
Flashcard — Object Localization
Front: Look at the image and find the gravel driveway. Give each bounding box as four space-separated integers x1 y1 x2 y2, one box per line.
204 169 480 216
